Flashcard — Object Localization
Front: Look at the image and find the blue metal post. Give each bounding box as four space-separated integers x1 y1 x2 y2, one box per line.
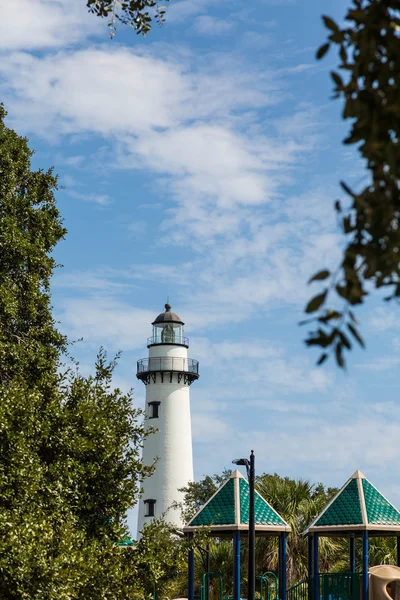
278 534 283 598
234 532 241 600
308 536 313 579
397 536 400 567
281 533 287 600
313 535 319 600
350 537 356 573
188 535 195 600
362 531 369 600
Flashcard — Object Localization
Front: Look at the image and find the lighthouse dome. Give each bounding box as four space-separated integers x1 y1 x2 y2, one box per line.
152 303 184 326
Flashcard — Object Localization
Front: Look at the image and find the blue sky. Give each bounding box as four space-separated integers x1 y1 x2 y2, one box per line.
2 0 400 533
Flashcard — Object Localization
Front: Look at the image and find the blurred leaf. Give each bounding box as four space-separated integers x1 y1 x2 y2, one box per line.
316 43 330 59
347 323 365 348
317 353 328 365
322 15 339 32
308 270 331 283
305 290 328 313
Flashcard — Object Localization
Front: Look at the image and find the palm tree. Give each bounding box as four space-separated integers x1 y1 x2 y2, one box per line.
254 474 343 586
194 541 234 600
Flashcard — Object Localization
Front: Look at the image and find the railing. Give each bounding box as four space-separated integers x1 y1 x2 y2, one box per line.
320 572 360 600
147 334 189 346
200 572 223 600
137 357 199 375
258 571 279 600
287 579 310 600
287 573 360 600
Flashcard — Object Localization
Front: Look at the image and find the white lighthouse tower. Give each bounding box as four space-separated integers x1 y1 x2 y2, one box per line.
136 303 199 536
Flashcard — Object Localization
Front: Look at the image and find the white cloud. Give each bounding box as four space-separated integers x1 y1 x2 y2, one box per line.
191 414 230 443
68 190 112 205
194 16 234 34
165 0 213 23
127 221 148 237
192 400 400 506
0 44 336 320
191 335 331 394
0 46 320 242
0 0 101 50
56 297 155 351
53 270 136 292
369 307 400 332
356 356 400 372
1 41 343 353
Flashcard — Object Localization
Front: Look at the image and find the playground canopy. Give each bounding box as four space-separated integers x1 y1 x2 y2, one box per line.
304 470 400 537
301 470 400 600
183 470 290 600
183 470 290 536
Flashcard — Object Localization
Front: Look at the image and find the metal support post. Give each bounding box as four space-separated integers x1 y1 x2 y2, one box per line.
234 531 241 600
308 536 313 580
362 531 369 600
350 537 356 573
281 533 287 600
313 534 319 600
188 535 195 600
248 451 256 600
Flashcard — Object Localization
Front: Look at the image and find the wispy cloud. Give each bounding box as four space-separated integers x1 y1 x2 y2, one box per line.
368 307 400 332
194 15 235 34
68 190 112 206
55 297 155 351
0 43 338 322
0 0 101 50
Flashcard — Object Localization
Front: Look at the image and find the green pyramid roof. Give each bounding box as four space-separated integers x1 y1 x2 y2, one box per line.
117 535 135 547
183 470 290 535
304 470 400 536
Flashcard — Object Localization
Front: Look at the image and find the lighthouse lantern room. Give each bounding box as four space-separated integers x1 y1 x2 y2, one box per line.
136 303 199 537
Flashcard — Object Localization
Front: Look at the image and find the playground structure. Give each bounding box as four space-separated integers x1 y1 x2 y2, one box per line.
182 470 400 600
183 470 290 600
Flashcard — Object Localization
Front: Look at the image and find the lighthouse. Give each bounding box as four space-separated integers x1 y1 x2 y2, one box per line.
136 303 199 536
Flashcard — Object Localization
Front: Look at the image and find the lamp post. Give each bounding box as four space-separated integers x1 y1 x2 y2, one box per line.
233 450 255 600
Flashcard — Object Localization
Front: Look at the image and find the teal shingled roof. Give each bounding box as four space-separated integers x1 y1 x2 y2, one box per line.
363 479 400 526
316 478 363 526
304 470 400 535
183 470 290 534
190 477 236 527
239 478 287 526
117 535 135 547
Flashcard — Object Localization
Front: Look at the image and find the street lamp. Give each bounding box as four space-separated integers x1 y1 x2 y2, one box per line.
233 450 255 600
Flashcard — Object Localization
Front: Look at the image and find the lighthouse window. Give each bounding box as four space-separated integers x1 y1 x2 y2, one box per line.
144 499 156 517
161 323 175 343
148 401 160 419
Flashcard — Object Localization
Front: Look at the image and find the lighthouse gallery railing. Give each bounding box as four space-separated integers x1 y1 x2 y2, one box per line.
137 357 199 375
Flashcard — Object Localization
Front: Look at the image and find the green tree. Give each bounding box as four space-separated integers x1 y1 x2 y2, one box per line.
304 0 400 367
86 0 168 36
0 352 154 599
135 518 189 600
177 470 232 523
0 107 155 598
255 474 341 585
0 105 66 388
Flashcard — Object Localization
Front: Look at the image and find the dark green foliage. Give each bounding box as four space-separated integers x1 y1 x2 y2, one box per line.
135 518 190 598
0 105 66 387
177 469 232 523
0 353 153 598
255 474 340 584
0 108 155 598
86 0 168 36
304 0 400 367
